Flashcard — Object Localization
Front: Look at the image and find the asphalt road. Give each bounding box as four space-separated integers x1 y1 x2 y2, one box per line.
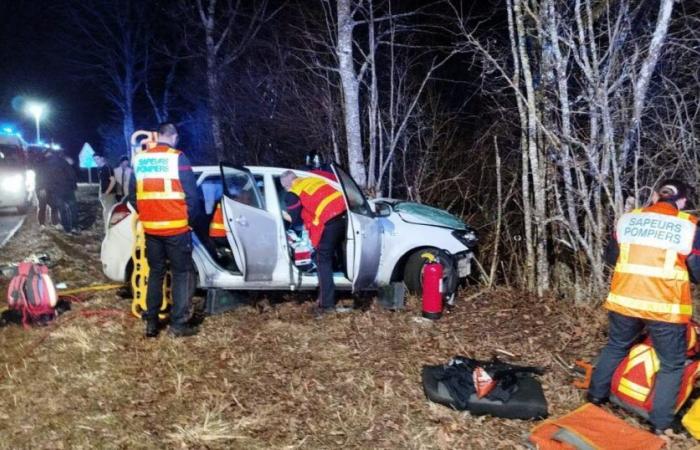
0 208 25 248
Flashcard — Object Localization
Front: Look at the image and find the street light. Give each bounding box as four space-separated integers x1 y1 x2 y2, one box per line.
24 101 46 144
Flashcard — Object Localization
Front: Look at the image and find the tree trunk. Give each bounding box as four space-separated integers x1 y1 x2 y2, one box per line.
489 137 503 288
122 64 135 154
619 0 675 170
366 0 378 191
207 67 226 162
506 0 535 290
514 0 549 295
204 0 227 163
337 0 367 187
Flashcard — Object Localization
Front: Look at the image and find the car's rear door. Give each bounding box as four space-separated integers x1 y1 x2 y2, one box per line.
330 163 381 291
219 164 278 281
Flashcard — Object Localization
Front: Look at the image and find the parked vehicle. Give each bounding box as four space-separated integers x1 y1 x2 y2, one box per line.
0 134 34 214
100 164 477 296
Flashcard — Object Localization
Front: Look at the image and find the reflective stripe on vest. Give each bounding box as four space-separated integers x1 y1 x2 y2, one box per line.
312 191 343 225
141 219 189 230
289 177 345 226
136 190 186 201
607 293 693 317
606 204 697 323
618 377 650 402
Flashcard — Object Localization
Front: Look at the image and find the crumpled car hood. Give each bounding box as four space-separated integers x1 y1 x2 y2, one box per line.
392 202 466 230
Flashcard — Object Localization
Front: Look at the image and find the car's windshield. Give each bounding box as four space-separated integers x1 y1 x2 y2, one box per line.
0 145 25 168
394 202 466 230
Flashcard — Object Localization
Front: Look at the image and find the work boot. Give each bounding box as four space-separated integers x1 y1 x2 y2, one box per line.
585 393 608 406
145 320 160 338
168 326 199 338
651 418 685 437
314 306 353 319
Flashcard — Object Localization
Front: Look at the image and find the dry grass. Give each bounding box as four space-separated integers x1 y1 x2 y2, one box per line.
0 192 699 448
167 403 246 447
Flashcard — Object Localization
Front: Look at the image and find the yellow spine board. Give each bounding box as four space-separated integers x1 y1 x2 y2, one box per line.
130 214 172 319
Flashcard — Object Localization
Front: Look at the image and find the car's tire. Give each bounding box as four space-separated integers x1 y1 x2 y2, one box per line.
403 248 458 297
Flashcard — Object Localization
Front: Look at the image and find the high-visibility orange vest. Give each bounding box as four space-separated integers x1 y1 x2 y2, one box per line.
133 145 189 236
209 202 226 238
289 177 346 248
605 202 698 324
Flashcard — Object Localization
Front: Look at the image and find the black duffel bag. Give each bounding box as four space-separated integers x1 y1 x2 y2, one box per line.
422 356 548 420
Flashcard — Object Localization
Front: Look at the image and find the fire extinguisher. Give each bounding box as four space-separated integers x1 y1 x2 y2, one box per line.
421 252 443 320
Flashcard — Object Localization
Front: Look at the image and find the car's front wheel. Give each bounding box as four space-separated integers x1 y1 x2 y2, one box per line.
403 248 458 299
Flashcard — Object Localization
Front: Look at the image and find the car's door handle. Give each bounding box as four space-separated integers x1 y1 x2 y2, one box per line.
235 216 249 227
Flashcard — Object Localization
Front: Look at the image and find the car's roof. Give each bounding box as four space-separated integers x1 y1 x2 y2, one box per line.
192 165 318 177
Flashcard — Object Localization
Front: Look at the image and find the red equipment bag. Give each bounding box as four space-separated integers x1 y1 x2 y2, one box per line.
7 262 58 328
528 403 665 450
609 321 700 419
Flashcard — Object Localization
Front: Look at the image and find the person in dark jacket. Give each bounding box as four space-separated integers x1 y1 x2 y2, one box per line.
43 150 79 234
60 156 80 235
35 151 60 228
45 151 78 234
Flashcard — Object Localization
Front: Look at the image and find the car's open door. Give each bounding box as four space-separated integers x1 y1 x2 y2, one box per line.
219 164 278 281
331 163 381 291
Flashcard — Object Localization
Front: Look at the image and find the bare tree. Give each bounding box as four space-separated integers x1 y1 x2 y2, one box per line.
335 0 368 186
144 50 177 123
297 0 455 192
65 0 148 152
174 0 278 163
451 0 678 297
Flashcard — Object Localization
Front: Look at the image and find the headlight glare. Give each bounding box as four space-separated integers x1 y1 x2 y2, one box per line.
1 174 24 193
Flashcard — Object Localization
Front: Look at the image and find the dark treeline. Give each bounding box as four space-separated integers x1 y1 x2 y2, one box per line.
49 0 700 298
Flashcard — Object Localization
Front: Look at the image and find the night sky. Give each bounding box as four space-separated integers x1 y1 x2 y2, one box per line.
0 0 106 156
0 0 492 163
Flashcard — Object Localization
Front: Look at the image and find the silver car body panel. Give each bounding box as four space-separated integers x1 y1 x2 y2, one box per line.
219 165 278 281
331 164 382 291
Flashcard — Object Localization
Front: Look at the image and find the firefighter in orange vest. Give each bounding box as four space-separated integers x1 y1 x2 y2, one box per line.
129 123 200 338
209 202 226 240
588 180 700 434
280 170 348 316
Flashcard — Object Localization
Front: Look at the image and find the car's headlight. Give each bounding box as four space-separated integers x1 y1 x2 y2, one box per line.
1 174 24 193
452 228 478 248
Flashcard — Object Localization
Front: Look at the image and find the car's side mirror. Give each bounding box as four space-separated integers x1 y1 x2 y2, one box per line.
374 202 392 218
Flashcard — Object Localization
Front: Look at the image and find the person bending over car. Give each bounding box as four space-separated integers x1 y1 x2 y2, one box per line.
280 170 348 316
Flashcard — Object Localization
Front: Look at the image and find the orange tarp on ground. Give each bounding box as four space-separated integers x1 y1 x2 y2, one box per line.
528 403 665 450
